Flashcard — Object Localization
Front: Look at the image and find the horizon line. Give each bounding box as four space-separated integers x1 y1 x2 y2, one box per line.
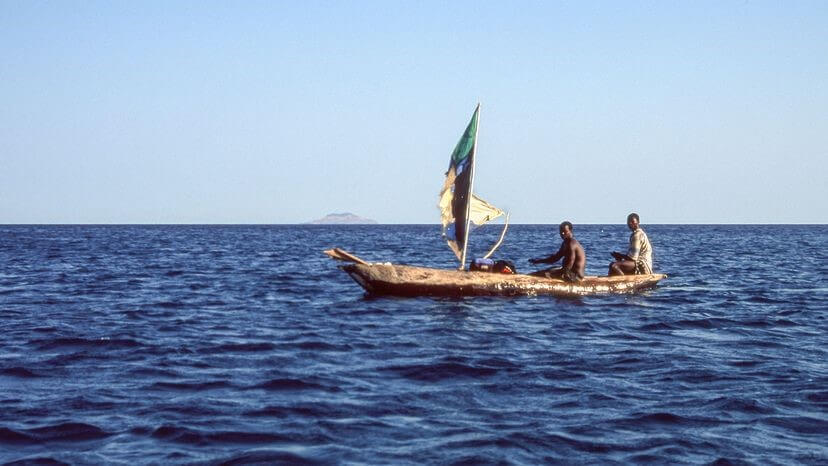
1 222 826 226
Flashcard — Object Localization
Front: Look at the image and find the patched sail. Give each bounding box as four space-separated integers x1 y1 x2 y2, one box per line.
468 194 504 226
439 104 506 264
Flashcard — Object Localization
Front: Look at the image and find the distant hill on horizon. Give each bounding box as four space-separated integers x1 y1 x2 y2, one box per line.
306 212 378 225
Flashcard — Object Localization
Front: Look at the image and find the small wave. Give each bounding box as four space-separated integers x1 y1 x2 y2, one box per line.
128 426 152 436
627 454 667 463
126 367 181 378
206 431 294 444
447 454 501 465
608 332 646 341
706 396 775 415
383 362 499 382
150 425 202 444
475 357 521 371
761 415 828 435
152 402 225 417
211 342 276 352
727 360 761 368
64 396 117 411
150 380 232 391
670 317 733 330
705 458 748 466
610 412 723 429
538 369 585 381
550 400 580 408
428 434 503 451
772 318 798 327
740 319 773 328
31 326 59 333
151 425 292 445
747 295 783 304
242 406 296 418
678 319 717 329
543 433 614 453
611 357 645 367
743 340 785 349
633 412 685 424
215 449 317 465
670 369 741 384
805 391 828 403
3 456 70 465
638 322 676 331
42 352 91 365
0 422 112 444
0 426 35 444
156 301 185 308
248 378 338 392
27 422 111 442
242 403 342 419
294 341 352 351
187 282 209 291
0 367 43 378
122 310 144 319
34 337 142 351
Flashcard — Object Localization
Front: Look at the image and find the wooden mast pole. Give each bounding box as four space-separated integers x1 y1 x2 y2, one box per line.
459 102 480 270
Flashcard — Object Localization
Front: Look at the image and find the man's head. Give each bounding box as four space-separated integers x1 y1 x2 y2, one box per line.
627 213 640 231
559 221 573 239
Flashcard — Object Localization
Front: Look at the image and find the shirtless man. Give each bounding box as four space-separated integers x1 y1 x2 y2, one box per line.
528 221 586 282
608 212 654 276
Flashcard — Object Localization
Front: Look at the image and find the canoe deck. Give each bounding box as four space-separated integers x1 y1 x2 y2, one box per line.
342 263 667 297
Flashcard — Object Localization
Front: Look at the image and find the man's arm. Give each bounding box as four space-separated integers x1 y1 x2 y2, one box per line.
611 251 632 261
530 242 565 264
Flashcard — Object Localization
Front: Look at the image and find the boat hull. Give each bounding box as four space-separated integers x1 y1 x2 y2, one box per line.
342 263 666 297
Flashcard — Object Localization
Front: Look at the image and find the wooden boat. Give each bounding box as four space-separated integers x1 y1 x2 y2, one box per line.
340 262 667 298
327 104 666 297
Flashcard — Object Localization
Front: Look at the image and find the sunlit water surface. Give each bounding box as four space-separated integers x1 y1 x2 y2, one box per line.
1 225 826 464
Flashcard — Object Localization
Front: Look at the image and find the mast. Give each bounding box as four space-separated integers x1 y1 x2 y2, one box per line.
459 102 480 269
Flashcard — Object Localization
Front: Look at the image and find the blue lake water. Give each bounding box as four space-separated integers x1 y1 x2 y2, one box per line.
1 224 826 464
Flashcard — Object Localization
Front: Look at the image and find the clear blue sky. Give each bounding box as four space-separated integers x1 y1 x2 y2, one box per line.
2 1 826 224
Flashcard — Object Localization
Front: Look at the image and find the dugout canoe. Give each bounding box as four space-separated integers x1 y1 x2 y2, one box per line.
340 262 667 297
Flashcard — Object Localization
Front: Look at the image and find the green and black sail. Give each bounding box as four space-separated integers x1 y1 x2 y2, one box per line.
439 104 506 267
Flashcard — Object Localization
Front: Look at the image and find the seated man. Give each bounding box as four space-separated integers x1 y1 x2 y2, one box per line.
528 221 586 282
608 212 654 276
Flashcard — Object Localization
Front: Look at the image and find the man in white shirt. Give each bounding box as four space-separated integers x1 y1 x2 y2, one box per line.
608 213 653 276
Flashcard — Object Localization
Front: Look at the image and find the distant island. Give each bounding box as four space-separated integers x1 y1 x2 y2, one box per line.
307 212 378 224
